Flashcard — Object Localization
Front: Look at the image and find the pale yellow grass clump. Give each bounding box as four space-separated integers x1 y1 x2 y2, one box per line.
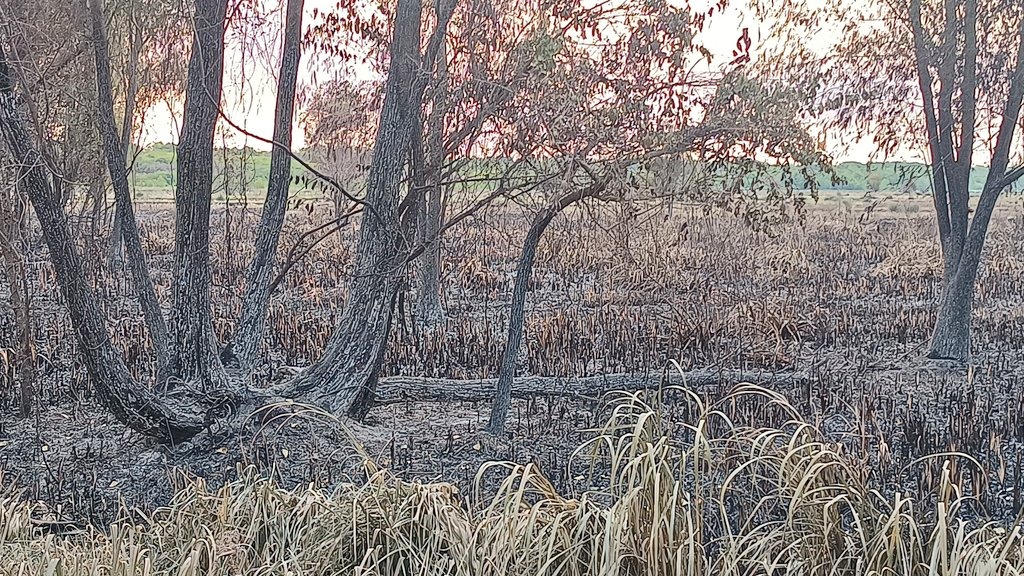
3 379 1024 575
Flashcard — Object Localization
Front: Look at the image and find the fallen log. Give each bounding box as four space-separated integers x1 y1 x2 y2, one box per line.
373 369 808 405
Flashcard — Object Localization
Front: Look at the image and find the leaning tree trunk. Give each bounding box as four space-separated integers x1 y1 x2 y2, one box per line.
283 0 422 419
233 0 304 375
0 48 207 442
169 0 229 391
487 183 603 435
107 20 143 267
88 0 172 380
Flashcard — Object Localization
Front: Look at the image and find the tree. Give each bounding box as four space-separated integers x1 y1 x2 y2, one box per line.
0 159 34 417
911 0 1024 360
87 0 172 381
283 0 526 416
232 0 305 375
0 0 108 418
476 0 829 434
168 0 232 391
0 44 212 440
0 0 247 439
282 0 424 418
2 0 459 439
763 0 1024 362
411 16 450 328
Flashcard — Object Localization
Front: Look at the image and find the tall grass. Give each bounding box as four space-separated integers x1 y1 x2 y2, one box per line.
4 380 1024 575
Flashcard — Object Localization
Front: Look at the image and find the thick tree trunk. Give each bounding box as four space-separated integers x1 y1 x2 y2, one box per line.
928 273 973 361
169 0 229 391
0 49 207 442
233 0 304 375
487 184 600 435
927 183 994 362
282 0 422 419
88 0 172 380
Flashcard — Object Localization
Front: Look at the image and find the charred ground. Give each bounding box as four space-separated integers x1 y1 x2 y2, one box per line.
2 195 1024 527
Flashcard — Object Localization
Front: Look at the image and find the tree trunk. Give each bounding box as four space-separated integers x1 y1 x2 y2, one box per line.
0 48 207 442
169 0 229 391
486 209 552 435
927 270 973 361
487 184 601 435
926 182 995 362
0 194 34 417
282 0 422 419
233 0 304 375
87 0 172 380
415 36 448 328
416 177 445 326
107 19 143 267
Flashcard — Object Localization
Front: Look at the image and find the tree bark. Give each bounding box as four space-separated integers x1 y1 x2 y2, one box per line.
415 32 448 328
929 254 974 360
282 0 422 419
87 0 172 380
107 18 143 267
0 192 34 417
0 47 207 442
928 270 973 361
169 0 229 391
487 182 603 435
233 0 304 375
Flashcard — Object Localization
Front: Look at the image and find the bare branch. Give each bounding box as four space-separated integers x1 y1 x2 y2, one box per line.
909 0 953 247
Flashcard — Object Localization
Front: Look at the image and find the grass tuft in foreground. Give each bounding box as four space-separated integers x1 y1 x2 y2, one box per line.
4 382 1024 575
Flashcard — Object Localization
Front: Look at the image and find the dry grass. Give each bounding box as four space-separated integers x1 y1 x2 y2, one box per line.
5 376 1024 575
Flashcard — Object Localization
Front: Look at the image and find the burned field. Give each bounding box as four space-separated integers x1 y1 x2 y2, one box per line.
1 195 1024 527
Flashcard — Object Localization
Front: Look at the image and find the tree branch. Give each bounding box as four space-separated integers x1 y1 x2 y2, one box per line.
964 12 1024 259
910 0 953 248
957 0 978 185
998 165 1024 191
